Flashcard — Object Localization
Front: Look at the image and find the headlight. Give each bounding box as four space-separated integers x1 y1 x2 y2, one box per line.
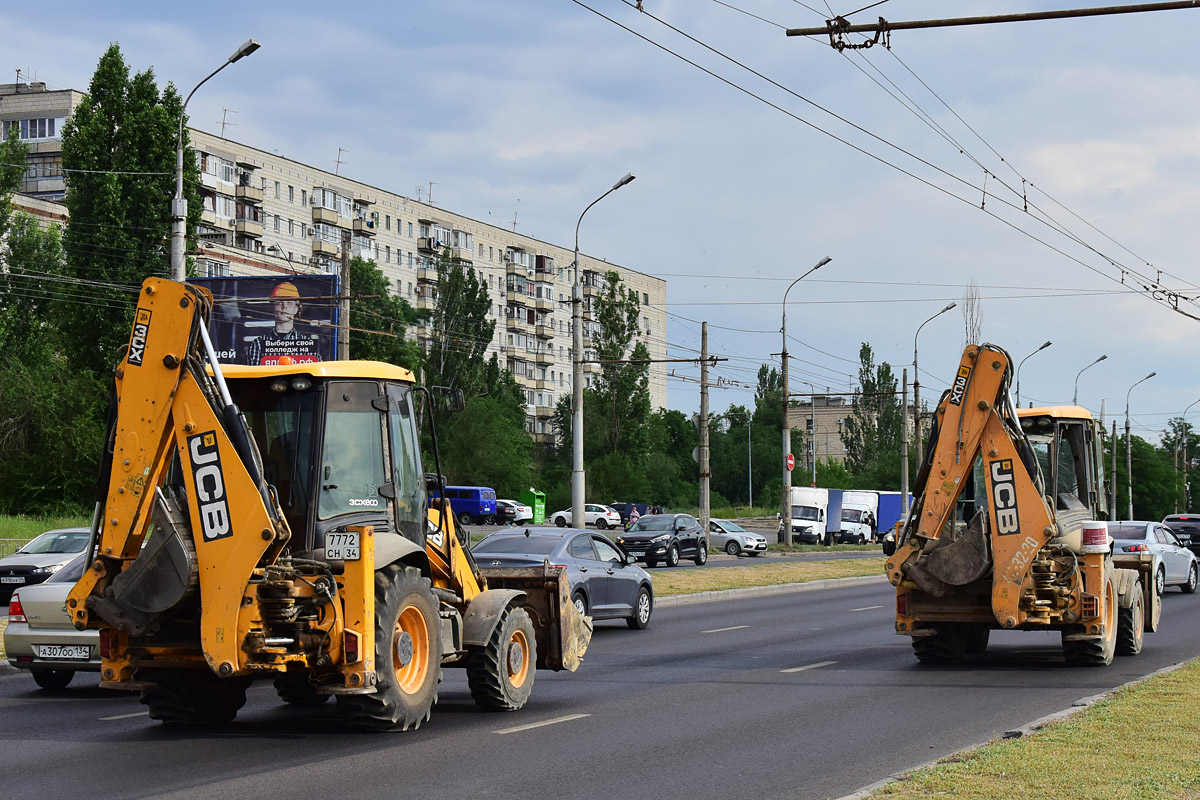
31 565 59 575
651 534 670 543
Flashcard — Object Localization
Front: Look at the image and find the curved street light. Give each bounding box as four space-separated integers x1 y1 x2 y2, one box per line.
1181 397 1200 512
571 173 636 528
912 302 956 464
171 39 262 280
1072 354 1107 406
1124 371 1156 520
1014 340 1052 408
779 256 831 543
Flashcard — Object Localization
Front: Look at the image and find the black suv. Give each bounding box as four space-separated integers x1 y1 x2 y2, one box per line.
616 514 707 567
1163 514 1200 558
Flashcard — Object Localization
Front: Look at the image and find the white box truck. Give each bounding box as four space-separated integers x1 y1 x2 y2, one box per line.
838 490 879 544
780 487 840 545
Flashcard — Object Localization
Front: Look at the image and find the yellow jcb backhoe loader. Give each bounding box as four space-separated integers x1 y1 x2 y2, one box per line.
886 343 1158 666
67 277 591 729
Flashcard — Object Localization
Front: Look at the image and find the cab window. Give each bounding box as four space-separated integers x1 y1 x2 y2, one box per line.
387 384 425 541
318 381 387 520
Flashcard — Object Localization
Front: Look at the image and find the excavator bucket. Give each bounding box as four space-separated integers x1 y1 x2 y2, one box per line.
479 563 593 671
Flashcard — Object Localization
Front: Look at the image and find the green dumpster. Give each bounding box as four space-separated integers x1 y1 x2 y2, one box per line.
520 488 546 524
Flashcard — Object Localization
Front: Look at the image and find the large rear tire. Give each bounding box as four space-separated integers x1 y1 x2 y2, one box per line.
1116 579 1146 656
466 604 536 711
911 623 969 663
138 668 251 726
274 674 330 706
1063 568 1119 666
965 625 990 655
338 565 441 730
31 669 74 690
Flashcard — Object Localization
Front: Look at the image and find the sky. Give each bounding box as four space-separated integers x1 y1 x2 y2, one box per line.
4 1 1200 443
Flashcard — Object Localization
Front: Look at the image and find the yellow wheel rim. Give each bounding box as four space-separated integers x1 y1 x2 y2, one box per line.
394 604 430 694
508 627 531 688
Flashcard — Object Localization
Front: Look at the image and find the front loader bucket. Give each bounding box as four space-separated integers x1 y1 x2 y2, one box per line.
479 563 593 671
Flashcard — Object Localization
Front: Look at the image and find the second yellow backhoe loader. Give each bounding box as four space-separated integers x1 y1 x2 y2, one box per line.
887 343 1159 666
67 277 591 729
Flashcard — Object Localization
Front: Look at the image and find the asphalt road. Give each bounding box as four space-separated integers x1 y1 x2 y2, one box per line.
4 580 1199 800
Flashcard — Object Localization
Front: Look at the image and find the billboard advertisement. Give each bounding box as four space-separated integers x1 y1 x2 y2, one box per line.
189 275 339 366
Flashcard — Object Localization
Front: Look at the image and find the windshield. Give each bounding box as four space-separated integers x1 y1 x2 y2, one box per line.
717 520 745 532
629 516 674 532
842 509 864 523
1108 523 1147 540
18 531 88 555
1165 520 1200 536
792 505 820 521
473 534 561 555
319 381 388 521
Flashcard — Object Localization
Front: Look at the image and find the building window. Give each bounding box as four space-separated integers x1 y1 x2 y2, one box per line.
274 216 281 233
274 181 281 199
2 117 63 141
301 189 307 206
385 245 391 262
643 292 649 305
288 219 295 236
408 222 413 237
288 185 294 203
385 214 391 230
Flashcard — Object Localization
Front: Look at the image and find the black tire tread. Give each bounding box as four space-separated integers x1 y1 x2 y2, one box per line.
911 624 969 663
466 604 536 711
274 674 330 706
31 669 74 690
1116 581 1145 656
138 668 251 726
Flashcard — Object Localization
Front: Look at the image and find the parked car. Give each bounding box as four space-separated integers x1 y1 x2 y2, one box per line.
1109 521 1199 594
1162 514 1200 559
471 528 653 629
708 519 767 557
4 552 100 689
617 514 708 567
428 485 498 526
548 504 623 530
0 527 90 603
492 502 517 525
497 499 534 524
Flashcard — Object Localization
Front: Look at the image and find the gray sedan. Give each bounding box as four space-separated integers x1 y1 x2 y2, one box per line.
1109 521 1199 595
472 527 654 629
5 552 100 689
708 519 768 557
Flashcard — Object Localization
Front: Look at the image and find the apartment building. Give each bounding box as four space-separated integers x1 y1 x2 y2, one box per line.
0 81 667 445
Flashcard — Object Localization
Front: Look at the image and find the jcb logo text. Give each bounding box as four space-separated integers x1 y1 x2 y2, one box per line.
948 365 971 406
127 308 152 367
188 432 232 541
990 458 1021 536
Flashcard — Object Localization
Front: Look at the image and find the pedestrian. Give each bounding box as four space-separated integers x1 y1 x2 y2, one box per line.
627 506 641 530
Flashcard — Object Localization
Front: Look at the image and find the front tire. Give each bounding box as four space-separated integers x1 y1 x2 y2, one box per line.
627 586 652 630
31 669 74 690
596 518 608 530
856 534 866 545
665 543 680 568
338 565 441 730
724 541 741 556
1156 565 1166 596
458 511 472 527
1183 563 1198 594
138 668 251 726
466 604 536 711
1063 566 1118 666
555 516 566 528
572 591 588 617
911 623 969 663
694 541 708 565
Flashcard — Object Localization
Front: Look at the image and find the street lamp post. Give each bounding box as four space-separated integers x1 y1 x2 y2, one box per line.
571 173 635 529
1014 340 1052 408
171 39 261 281
803 381 818 487
780 256 831 543
1072 354 1108 406
912 302 955 465
1181 398 1200 512
1125 372 1156 519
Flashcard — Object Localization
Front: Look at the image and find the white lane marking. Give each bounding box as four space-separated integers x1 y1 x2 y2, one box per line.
851 605 883 612
781 660 837 673
99 711 150 721
495 713 591 734
702 625 749 634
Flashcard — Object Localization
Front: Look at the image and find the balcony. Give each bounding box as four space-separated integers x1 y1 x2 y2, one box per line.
417 265 437 283
535 324 554 339
312 206 344 226
505 290 527 305
353 218 378 237
535 405 555 418
235 219 263 238
312 239 340 257
236 184 263 204
416 295 436 311
535 352 553 366
532 431 556 445
505 318 524 333
418 237 440 253
534 297 554 312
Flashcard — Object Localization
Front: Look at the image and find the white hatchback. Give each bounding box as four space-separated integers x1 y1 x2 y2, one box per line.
548 504 623 531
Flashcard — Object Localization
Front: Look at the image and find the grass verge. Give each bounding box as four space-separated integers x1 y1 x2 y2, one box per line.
0 514 91 541
867 658 1200 799
652 558 885 597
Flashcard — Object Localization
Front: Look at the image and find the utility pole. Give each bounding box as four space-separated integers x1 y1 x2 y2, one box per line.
781 344 792 544
339 229 351 360
699 322 711 534
901 368 910 517
1111 420 1118 518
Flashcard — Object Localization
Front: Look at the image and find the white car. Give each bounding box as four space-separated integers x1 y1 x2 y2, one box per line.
1109 521 1199 594
708 519 768 556
549 504 623 530
497 499 534 524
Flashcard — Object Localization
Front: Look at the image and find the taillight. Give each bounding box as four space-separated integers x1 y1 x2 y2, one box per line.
1123 544 1149 552
7 592 25 623
98 629 112 659
344 630 360 664
896 594 907 616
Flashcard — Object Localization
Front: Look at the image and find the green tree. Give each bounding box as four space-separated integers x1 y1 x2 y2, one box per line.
1105 433 1179 520
348 255 422 370
842 343 903 489
590 270 651 456
59 44 201 375
0 129 29 240
422 247 494 427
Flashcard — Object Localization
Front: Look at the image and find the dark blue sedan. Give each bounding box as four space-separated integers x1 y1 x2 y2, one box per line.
471 528 654 629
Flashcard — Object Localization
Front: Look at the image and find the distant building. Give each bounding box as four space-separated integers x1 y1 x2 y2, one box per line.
0 80 667 446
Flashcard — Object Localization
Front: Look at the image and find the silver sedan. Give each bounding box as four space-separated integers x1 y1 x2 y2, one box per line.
1109 521 1199 595
708 519 768 557
4 553 100 689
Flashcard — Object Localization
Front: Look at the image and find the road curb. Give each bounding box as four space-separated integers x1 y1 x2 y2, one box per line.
0 660 18 676
656 574 888 607
833 659 1194 800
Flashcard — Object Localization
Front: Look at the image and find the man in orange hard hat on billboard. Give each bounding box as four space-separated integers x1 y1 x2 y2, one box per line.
244 280 322 365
